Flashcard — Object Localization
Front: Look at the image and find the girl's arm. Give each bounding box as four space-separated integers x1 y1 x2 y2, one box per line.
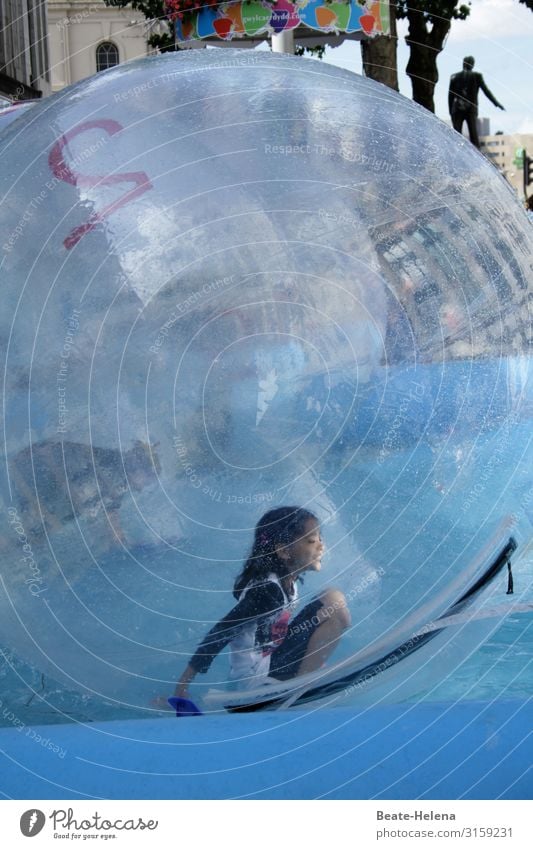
174 582 284 695
174 664 197 698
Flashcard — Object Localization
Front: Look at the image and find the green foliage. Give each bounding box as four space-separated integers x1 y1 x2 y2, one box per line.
103 0 176 49
295 44 326 59
396 1 471 23
147 31 178 51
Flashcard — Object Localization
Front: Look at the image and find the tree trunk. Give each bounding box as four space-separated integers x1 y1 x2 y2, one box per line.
405 8 451 112
405 41 439 111
361 1 398 91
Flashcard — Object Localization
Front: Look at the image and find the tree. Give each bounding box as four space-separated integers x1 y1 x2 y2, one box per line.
363 0 532 111
360 1 399 91
360 3 469 107
400 0 532 112
399 1 471 113
104 1 177 52
109 0 532 97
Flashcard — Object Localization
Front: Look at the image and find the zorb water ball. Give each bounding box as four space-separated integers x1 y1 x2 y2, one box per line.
0 51 531 713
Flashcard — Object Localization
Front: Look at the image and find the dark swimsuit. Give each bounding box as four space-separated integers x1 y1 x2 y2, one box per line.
189 580 325 682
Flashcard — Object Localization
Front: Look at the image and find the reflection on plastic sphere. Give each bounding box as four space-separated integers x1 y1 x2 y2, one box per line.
0 50 531 712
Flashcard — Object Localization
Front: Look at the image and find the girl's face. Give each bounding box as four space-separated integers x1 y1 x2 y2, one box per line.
284 519 324 576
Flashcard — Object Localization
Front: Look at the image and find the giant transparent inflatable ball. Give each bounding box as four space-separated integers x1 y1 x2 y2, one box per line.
1 51 531 714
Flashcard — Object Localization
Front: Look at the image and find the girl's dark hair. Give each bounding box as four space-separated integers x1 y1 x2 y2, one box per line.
233 506 318 599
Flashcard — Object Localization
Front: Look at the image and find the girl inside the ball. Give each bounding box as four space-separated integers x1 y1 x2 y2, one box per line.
174 506 350 699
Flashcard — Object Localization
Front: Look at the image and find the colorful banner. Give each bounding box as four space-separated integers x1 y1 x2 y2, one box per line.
175 0 390 43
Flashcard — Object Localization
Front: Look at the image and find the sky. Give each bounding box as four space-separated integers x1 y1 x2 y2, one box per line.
303 0 533 137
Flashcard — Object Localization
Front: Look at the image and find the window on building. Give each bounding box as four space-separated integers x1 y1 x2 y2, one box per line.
96 42 119 73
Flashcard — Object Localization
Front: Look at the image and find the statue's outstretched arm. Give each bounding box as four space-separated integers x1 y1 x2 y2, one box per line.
480 76 504 110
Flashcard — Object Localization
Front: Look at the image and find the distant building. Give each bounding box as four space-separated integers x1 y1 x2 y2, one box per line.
479 131 533 199
476 117 491 138
47 0 154 92
0 0 51 101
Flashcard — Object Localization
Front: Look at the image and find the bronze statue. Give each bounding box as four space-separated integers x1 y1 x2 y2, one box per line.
449 56 504 148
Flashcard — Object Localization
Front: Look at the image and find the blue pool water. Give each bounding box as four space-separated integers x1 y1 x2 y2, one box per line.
1 606 531 801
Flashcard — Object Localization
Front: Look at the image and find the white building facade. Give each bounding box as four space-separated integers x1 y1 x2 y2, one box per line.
47 0 155 92
0 0 51 100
